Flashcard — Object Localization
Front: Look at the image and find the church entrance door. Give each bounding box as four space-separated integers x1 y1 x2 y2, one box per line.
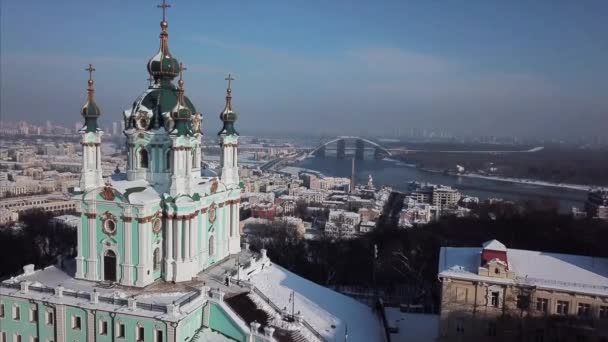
104 250 117 282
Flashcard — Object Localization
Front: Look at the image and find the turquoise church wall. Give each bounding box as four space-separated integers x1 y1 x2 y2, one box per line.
177 306 203 342
208 303 247 342
0 297 170 342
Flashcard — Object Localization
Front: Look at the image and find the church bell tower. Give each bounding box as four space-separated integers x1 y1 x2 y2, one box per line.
219 74 240 188
79 64 104 191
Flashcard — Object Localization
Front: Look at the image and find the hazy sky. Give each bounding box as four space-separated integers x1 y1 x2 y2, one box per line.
1 1 607 138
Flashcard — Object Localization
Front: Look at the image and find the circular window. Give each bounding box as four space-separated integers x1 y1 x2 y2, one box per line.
103 218 117 236
152 217 162 234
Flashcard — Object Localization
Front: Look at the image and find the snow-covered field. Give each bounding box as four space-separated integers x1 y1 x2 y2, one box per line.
249 264 384 342
458 172 598 191
385 309 439 342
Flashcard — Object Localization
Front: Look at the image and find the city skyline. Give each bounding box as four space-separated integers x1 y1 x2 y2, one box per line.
1 1 607 138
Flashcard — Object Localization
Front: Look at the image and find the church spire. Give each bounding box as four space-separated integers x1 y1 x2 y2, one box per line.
172 63 193 135
81 64 101 132
218 74 239 136
147 0 180 83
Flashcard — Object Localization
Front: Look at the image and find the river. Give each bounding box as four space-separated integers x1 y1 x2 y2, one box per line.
294 156 588 212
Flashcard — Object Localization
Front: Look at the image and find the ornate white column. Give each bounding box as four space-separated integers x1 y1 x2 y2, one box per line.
86 212 98 281
184 217 191 262
136 217 145 286
165 215 174 280
176 217 183 262
75 213 85 278
191 212 198 262
122 215 133 285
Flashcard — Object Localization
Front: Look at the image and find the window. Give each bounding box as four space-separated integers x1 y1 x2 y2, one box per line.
12 305 20 320
487 322 497 336
99 320 108 335
14 335 21 342
116 323 125 338
0 332 5 342
556 300 569 315
71 316 81 330
165 150 171 171
153 248 161 271
535 329 544 342
209 236 214 256
600 306 608 319
0 303 4 318
30 338 38 342
455 319 465 335
136 326 144 341
139 149 149 169
46 311 54 325
577 303 591 317
536 298 548 313
517 295 530 310
29 307 37 322
490 292 500 307
155 330 163 342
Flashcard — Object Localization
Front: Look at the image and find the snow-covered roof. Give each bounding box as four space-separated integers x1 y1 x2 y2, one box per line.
482 239 507 252
384 308 439 342
439 246 608 296
249 264 384 342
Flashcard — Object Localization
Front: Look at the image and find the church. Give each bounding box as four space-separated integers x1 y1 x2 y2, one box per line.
0 3 385 342
75 4 241 288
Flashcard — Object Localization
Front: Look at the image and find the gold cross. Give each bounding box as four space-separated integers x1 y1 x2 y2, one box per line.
85 64 96 81
157 0 171 21
179 63 187 81
225 73 235 89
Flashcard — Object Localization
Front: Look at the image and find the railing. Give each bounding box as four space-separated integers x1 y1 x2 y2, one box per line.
136 302 167 313
175 289 202 308
0 282 21 290
63 291 91 300
232 278 327 342
516 276 608 293
99 296 129 306
1 281 168 313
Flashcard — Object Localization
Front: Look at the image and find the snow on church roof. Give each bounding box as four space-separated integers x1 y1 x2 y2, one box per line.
482 239 507 251
249 264 384 342
439 244 608 296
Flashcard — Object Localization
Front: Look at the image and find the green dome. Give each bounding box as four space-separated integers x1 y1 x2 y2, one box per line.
132 85 196 115
147 52 180 79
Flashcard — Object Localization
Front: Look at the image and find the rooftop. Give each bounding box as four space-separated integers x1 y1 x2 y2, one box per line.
439 243 608 296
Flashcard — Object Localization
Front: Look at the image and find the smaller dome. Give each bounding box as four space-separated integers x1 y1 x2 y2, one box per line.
81 99 101 118
147 51 180 79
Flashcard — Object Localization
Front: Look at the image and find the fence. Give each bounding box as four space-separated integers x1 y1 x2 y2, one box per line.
232 278 327 342
1 282 168 313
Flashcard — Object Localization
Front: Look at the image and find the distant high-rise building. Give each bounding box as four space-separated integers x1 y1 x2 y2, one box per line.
112 121 119 135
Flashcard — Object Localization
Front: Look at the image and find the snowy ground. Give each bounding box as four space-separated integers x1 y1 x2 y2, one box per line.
249 264 384 342
385 308 439 342
457 172 598 191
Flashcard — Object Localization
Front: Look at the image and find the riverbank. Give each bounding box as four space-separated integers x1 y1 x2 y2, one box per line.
452 173 603 191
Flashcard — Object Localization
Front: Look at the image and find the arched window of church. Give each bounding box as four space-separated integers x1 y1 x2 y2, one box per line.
209 236 214 256
165 150 171 171
153 248 161 271
191 149 197 168
139 148 149 169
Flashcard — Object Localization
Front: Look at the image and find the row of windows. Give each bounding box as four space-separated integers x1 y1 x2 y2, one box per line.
0 332 44 342
518 296 608 318
0 306 162 341
136 148 200 171
0 304 53 324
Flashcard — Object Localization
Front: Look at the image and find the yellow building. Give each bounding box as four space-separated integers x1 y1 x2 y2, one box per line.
438 240 608 341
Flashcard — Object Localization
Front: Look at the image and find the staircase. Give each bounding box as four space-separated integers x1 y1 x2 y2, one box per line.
225 292 270 326
288 330 310 342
